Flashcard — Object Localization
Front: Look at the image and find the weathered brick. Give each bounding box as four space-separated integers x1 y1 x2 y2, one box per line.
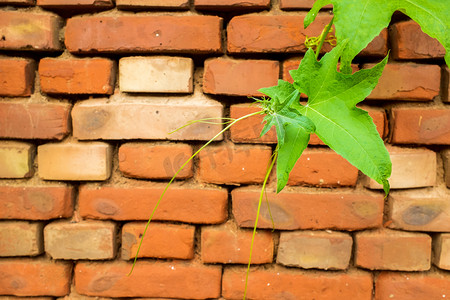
366 63 441 101
0 258 72 296
119 142 193 179
116 0 189 9
390 20 446 60
0 185 73 220
72 93 223 141
0 101 71 140
444 149 450 188
277 230 352 270
0 141 34 178
74 261 221 298
38 141 112 181
355 229 431 271
391 108 450 145
37 0 113 9
0 58 35 97
65 15 222 54
198 143 273 185
195 0 270 10
39 58 116 95
122 222 195 260
0 11 62 51
375 272 450 300
203 58 279 96
444 66 450 103
0 0 35 5
434 233 450 270
363 147 436 189
0 221 43 256
232 187 384 230
0 297 52 300
201 221 273 264
119 56 193 93
79 183 228 223
44 220 116 260
223 267 373 300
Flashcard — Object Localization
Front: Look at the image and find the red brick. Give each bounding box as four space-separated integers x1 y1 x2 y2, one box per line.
0 221 43 256
0 185 73 220
79 183 228 223
391 108 450 145
201 221 273 264
118 142 193 179
355 229 431 271
359 30 389 57
203 58 279 96
390 20 445 60
195 0 269 10
122 222 195 260
0 0 35 5
0 11 62 51
444 149 450 188
44 220 116 260
198 143 273 185
116 0 189 9
375 272 450 300
222 267 373 299
0 101 71 140
39 58 115 95
277 230 352 270
65 15 222 54
232 187 384 230
366 63 441 101
444 66 450 103
0 58 35 97
280 0 332 9
434 233 450 270
37 0 113 9
74 261 221 298
0 258 72 296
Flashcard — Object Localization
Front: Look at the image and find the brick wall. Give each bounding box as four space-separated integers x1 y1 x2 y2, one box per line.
0 1 449 299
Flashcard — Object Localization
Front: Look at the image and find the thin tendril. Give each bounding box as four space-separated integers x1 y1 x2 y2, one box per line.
168 117 236 135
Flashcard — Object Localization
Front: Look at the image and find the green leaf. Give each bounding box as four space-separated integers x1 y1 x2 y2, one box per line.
290 44 391 194
304 0 332 28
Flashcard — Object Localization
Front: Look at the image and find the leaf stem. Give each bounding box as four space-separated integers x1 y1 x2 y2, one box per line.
315 16 334 59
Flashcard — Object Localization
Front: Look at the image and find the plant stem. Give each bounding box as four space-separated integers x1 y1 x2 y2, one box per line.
315 16 334 59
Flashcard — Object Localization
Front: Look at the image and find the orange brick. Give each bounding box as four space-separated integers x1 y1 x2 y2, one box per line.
444 66 450 103
37 0 113 9
0 0 35 5
223 267 373 299
122 222 195 260
201 221 273 264
39 58 116 94
0 101 71 140
391 108 450 145
116 0 189 9
0 258 72 296
232 187 384 230
0 141 35 179
203 58 279 96
65 15 222 54
195 0 269 10
434 233 450 270
198 143 273 185
355 229 431 271
0 185 73 220
444 149 450 188
119 142 193 179
0 11 62 51
0 221 43 256
359 30 389 57
280 0 332 9
0 58 35 96
74 261 221 298
390 20 445 60
375 272 450 300
79 183 228 223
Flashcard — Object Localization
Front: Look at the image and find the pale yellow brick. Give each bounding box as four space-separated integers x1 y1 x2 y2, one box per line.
0 141 34 178
0 221 43 256
434 233 450 270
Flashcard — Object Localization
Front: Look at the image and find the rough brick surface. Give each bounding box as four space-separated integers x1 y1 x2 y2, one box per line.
44 220 116 260
355 229 431 271
122 222 195 260
198 143 273 185
0 259 72 296
119 142 193 179
232 187 384 230
444 149 450 188
444 66 450 103
0 11 62 51
0 141 35 178
116 0 189 9
203 58 279 96
391 108 450 145
0 185 73 220
119 56 193 93
201 221 273 264
39 58 116 94
0 221 43 256
72 94 223 141
195 0 270 10
0 58 35 96
37 0 114 9
74 261 221 298
223 267 373 300
0 0 35 4
434 233 450 270
79 183 228 223
280 0 332 9
65 15 222 54
277 230 352 270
